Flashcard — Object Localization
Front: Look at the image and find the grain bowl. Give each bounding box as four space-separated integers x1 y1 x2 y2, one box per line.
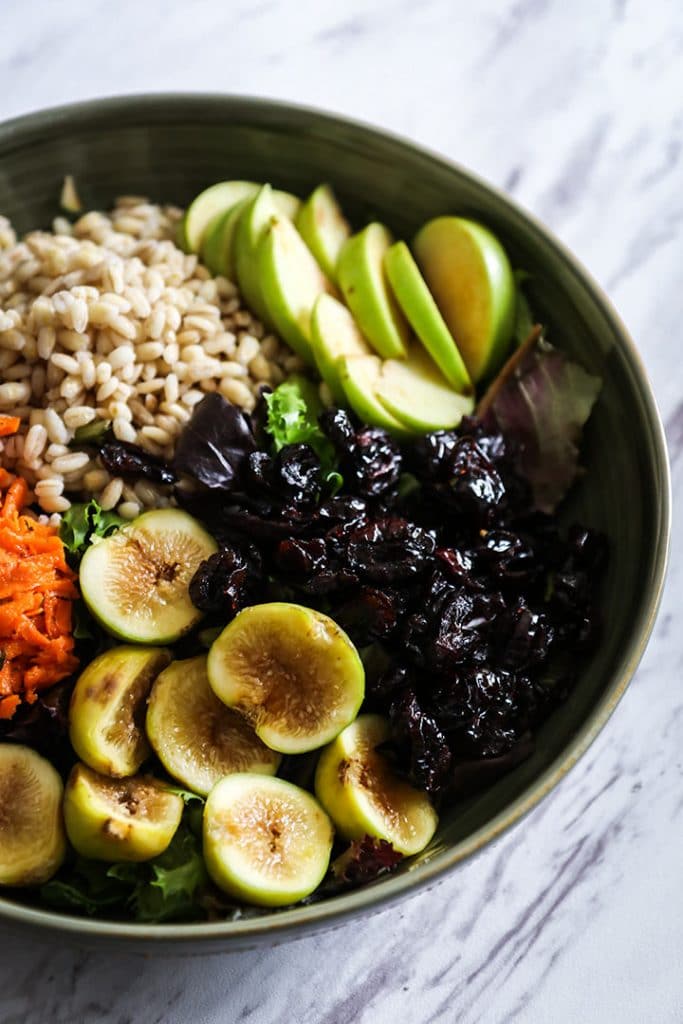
0 95 669 953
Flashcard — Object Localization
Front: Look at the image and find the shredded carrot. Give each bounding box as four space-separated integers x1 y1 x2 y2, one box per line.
0 416 20 438
0 467 79 717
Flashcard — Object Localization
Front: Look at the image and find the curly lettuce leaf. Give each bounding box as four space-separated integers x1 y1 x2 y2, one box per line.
40 857 132 916
485 339 602 512
124 825 208 923
59 498 125 558
40 822 207 923
264 376 340 488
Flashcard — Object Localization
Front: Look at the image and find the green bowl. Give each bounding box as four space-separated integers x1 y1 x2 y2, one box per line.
0 95 670 953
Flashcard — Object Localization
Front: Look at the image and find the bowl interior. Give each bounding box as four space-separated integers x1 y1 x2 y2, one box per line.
0 96 669 947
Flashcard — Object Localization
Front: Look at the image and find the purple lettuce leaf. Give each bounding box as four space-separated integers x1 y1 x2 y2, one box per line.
481 339 601 513
172 393 257 490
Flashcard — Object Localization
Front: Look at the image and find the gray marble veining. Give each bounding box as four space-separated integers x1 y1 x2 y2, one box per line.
0 1 681 1021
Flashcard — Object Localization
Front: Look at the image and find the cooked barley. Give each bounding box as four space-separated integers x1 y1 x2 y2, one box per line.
0 196 292 515
98 477 123 511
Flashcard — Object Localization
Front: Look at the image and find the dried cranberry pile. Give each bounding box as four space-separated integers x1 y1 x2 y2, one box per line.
180 398 606 802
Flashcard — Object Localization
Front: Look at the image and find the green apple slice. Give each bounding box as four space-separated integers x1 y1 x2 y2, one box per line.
178 180 259 253
295 184 351 282
257 215 333 365
376 346 474 432
201 189 299 281
79 508 217 644
337 223 409 359
338 355 412 436
233 185 280 325
270 189 301 222
207 602 365 755
315 714 438 856
200 201 247 277
413 216 515 382
310 293 372 403
384 241 472 394
203 774 334 906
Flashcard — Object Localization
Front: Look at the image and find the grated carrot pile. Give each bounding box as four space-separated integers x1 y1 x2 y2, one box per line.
0 467 79 718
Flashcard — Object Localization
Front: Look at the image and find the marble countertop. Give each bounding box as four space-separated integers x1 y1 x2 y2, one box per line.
0 1 681 1021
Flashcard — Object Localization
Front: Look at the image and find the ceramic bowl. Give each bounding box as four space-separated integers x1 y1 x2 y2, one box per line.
0 95 670 952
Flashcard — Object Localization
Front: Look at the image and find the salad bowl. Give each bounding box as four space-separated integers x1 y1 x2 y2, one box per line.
0 94 670 952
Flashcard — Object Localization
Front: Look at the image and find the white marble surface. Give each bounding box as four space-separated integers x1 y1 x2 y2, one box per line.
0 1 681 1021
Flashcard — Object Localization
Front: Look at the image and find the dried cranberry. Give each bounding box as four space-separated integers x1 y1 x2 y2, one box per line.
431 589 506 671
189 545 257 617
444 436 506 523
275 537 327 576
339 518 436 584
406 430 460 481
497 599 553 670
331 836 403 887
100 441 176 485
389 689 453 795
244 443 322 508
478 529 539 585
345 428 402 498
321 409 402 498
334 587 406 645
320 407 356 449
436 547 479 586
274 444 322 506
431 669 531 758
368 661 411 702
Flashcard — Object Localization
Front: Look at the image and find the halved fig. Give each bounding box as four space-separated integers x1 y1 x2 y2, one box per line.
0 745 66 886
314 714 438 856
207 603 365 754
79 508 217 644
203 773 334 906
63 763 183 862
146 655 280 796
69 645 172 777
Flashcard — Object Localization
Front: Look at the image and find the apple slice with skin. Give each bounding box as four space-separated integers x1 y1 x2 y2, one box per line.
375 346 474 432
310 294 372 403
296 184 351 283
257 215 333 365
201 199 248 278
413 216 515 382
337 223 409 359
233 185 281 326
384 241 473 394
178 180 258 253
202 189 300 281
338 355 412 437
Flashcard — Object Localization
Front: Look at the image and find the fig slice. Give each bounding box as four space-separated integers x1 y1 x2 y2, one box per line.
314 714 438 856
69 645 172 777
207 603 365 755
63 763 183 862
146 655 281 796
79 508 217 644
203 773 334 906
0 745 66 887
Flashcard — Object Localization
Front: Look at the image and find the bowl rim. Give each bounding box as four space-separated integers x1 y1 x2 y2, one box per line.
0 92 671 946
